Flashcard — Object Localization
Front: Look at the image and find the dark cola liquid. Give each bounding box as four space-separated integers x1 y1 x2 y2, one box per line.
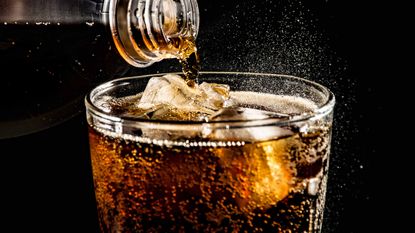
0 23 130 131
88 118 330 233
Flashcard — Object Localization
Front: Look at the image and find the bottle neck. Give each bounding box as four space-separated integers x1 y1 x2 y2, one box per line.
104 0 199 67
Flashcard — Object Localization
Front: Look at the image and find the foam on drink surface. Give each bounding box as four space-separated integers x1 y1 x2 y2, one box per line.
94 74 317 122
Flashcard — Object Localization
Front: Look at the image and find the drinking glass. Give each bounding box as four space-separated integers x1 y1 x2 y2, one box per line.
85 72 335 233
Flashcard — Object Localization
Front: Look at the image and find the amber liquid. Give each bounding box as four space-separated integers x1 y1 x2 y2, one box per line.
88 123 330 233
177 37 201 85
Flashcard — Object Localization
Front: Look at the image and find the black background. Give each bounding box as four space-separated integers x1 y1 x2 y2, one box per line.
0 0 377 232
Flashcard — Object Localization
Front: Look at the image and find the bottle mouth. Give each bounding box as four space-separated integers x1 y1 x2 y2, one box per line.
108 0 200 67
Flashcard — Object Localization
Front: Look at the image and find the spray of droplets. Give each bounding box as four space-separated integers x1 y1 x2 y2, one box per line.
195 1 362 232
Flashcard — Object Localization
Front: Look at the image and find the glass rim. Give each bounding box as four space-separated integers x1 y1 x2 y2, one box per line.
85 71 335 128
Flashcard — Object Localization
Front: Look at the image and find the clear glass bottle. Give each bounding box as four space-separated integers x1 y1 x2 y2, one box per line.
0 0 199 138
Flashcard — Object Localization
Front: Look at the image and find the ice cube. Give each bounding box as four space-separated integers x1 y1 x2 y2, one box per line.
230 91 318 115
208 107 293 141
135 74 231 120
94 94 142 115
210 107 273 121
215 137 298 212
207 108 296 212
